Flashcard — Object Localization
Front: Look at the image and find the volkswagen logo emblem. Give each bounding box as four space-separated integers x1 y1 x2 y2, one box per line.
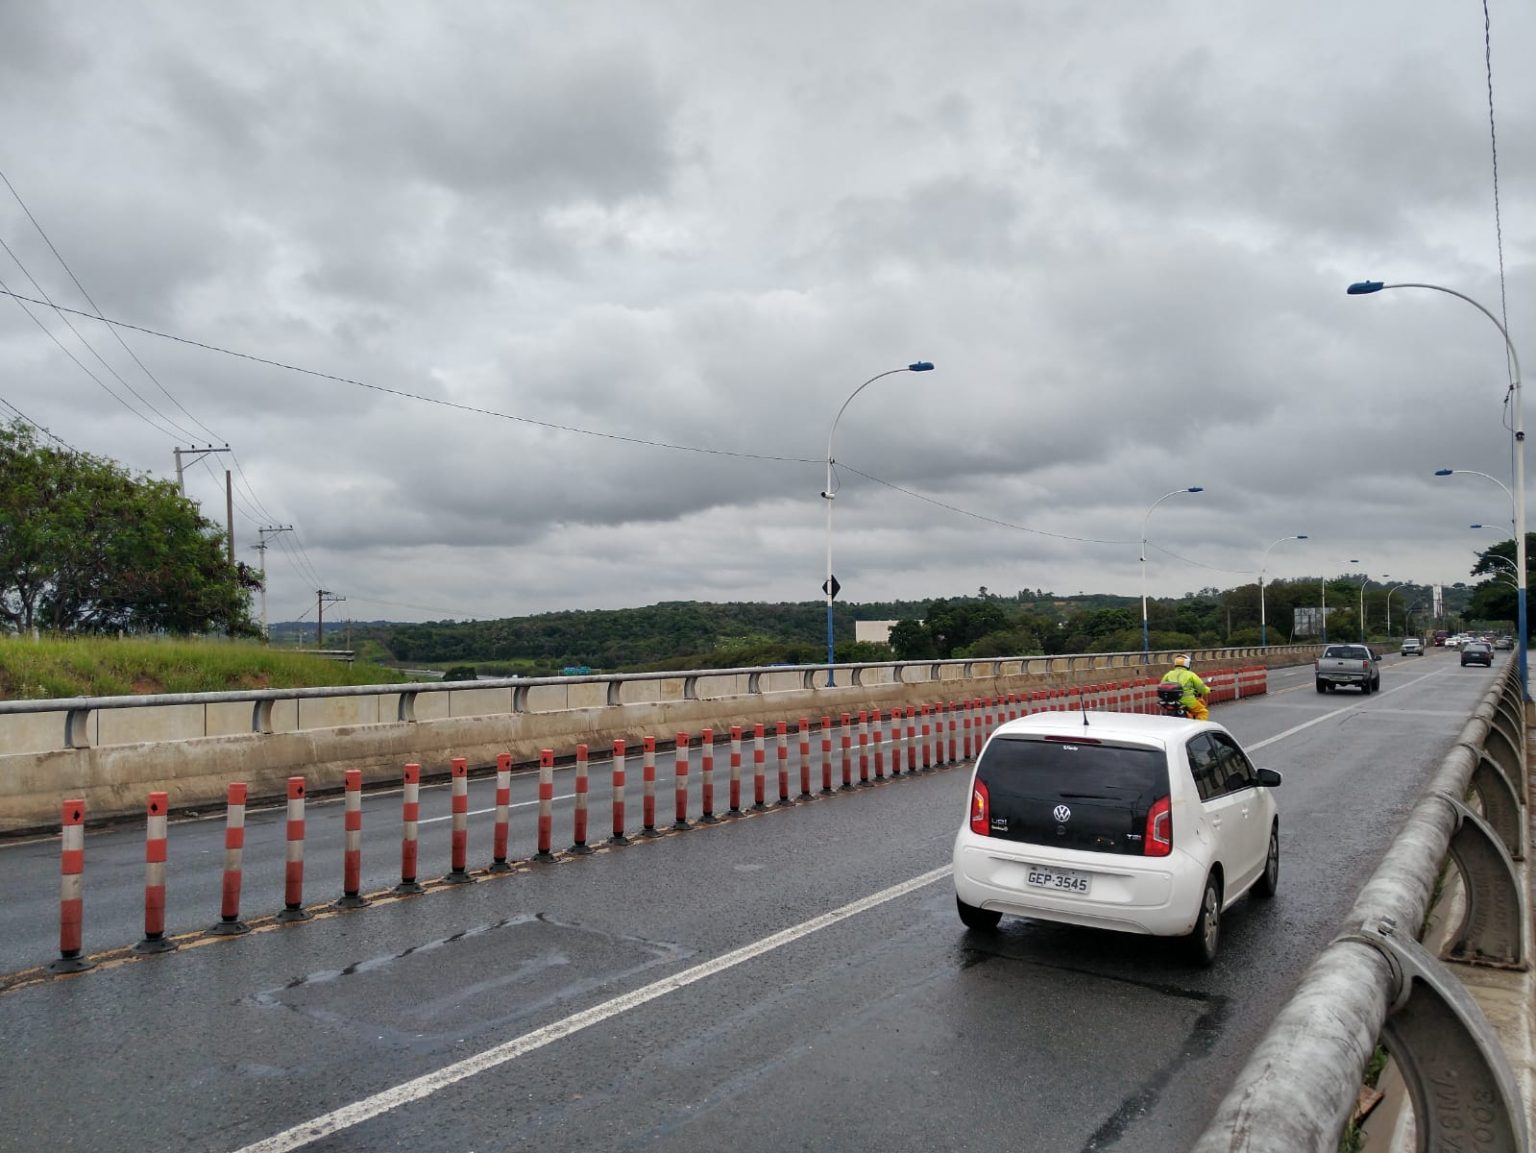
1053 804 1072 823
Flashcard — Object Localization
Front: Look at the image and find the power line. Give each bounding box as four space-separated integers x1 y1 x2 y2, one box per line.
0 396 78 452
0 167 226 444
0 287 820 465
0 240 202 443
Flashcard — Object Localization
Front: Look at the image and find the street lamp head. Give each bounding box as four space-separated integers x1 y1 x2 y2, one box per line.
1434 468 1454 477
1297 534 1309 540
1186 486 1204 494
907 361 935 372
1347 281 1385 295
1471 523 1488 529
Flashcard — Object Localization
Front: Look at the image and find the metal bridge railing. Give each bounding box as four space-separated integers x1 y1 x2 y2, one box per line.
1191 663 1530 1152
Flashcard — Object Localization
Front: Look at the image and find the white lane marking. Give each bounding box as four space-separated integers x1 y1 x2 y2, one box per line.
229 864 953 1153
417 794 575 824
1248 669 1446 751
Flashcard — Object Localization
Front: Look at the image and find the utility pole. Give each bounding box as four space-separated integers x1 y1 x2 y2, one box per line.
249 525 293 640
317 589 345 646
173 445 234 566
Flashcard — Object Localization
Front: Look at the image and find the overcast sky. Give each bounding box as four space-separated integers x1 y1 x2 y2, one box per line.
2 2 1533 627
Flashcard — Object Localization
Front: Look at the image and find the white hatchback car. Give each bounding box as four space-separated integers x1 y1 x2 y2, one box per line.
952 711 1281 965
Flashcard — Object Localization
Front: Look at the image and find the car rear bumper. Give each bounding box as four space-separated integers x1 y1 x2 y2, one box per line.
952 830 1203 936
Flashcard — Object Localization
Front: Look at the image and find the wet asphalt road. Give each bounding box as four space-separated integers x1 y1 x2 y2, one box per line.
0 652 1501 1152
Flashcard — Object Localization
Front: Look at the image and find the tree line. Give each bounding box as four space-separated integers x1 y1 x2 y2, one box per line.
0 421 258 635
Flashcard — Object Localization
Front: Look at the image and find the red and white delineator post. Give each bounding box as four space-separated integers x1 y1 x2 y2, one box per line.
134 791 176 954
535 748 557 860
798 718 813 799
641 736 660 837
395 762 425 895
752 723 768 811
700 728 720 823
490 752 514 872
571 743 594 853
210 782 250 935
443 757 474 884
609 738 629 845
776 721 793 807
728 725 744 816
277 777 312 921
820 716 833 795
337 769 370 908
673 734 692 831
49 798 94 973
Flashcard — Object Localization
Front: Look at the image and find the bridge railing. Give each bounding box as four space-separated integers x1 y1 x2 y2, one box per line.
0 643 1313 753
1191 663 1530 1152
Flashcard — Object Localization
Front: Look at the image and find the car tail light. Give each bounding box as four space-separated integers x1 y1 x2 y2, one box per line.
1361 661 1369 671
969 780 990 836
1144 795 1172 857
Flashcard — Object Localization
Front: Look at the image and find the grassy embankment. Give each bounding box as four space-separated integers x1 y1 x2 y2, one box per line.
0 635 407 700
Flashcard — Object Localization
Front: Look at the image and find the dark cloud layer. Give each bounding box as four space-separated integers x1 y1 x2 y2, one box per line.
0 1 1531 622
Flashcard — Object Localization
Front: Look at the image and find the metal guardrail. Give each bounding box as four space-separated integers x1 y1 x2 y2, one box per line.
0 644 1313 751
1191 663 1530 1152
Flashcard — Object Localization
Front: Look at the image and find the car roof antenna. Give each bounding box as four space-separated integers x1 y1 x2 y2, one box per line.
1078 687 1089 725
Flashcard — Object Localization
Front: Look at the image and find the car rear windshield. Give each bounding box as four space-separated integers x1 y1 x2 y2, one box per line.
1324 646 1371 659
975 736 1169 855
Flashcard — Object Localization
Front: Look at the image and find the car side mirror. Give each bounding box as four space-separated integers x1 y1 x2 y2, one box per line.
1257 768 1283 788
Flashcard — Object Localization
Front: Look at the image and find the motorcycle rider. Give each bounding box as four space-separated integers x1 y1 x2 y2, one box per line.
1161 654 1210 720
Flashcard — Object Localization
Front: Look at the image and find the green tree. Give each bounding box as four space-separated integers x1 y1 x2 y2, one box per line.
0 422 258 635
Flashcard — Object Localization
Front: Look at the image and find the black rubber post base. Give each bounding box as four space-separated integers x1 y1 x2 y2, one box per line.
487 860 514 874
698 814 722 825
47 954 96 975
673 820 692 831
608 834 631 847
132 936 178 955
567 843 595 855
393 880 425 895
532 850 557 863
276 906 313 922
207 919 250 936
441 871 476 885
335 894 371 909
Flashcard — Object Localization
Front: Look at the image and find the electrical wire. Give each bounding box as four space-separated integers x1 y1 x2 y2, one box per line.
0 288 821 465
0 167 226 445
0 396 78 452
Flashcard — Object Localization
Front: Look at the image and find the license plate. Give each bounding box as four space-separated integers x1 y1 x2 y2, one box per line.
1025 867 1091 895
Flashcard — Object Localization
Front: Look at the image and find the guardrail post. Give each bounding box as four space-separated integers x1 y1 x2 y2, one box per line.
1348 920 1529 1152
1438 799 1527 968
1469 751 1524 860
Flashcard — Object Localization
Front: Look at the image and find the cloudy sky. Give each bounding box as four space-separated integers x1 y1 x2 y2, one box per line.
2 2 1533 627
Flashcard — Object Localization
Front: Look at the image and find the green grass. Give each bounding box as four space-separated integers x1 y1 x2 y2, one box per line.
0 634 407 699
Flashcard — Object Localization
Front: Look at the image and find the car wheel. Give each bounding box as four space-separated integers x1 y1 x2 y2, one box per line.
1254 826 1279 898
1360 679 1371 694
1315 680 1327 694
956 894 1001 931
1186 873 1221 966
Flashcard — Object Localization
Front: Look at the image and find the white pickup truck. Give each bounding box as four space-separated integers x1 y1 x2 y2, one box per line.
1315 644 1381 694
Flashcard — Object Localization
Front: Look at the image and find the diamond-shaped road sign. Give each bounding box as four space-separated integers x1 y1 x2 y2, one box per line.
822 574 841 599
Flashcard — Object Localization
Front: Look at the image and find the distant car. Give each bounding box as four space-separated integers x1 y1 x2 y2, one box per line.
952 711 1281 966
1461 641 1494 667
1495 635 1515 650
1400 638 1424 656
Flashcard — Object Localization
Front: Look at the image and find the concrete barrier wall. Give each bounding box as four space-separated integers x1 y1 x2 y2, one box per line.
0 647 1309 834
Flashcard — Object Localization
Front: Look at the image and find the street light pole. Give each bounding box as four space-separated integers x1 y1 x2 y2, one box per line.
1140 486 1204 659
1349 280 1527 702
1259 534 1308 647
822 361 934 685
1385 582 1408 637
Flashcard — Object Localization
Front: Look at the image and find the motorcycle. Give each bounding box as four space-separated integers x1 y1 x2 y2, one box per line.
1156 681 1189 717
